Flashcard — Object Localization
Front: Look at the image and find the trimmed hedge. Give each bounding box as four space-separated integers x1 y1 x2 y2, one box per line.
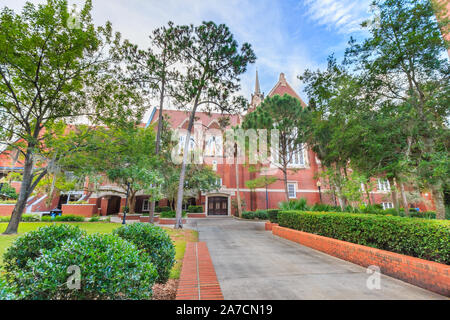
114 223 175 284
160 210 187 218
268 209 279 223
41 214 85 222
188 205 203 213
278 211 450 264
155 206 171 213
242 210 268 220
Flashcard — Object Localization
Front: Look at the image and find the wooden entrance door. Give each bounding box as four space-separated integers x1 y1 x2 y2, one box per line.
208 196 228 215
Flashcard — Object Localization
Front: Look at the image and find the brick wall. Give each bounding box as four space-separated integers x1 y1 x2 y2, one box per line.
273 226 449 297
0 204 14 216
61 204 97 217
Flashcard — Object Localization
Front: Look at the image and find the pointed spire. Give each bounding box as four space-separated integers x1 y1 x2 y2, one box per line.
255 69 261 95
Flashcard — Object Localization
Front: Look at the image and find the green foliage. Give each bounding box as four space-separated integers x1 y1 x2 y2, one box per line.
409 211 437 220
279 198 309 211
268 209 279 223
88 216 101 222
20 214 40 222
0 200 17 204
155 206 171 213
310 203 341 212
14 233 157 300
114 223 175 284
160 210 187 218
41 215 85 222
68 200 89 204
0 277 16 300
187 205 203 213
3 224 86 278
0 183 18 200
278 211 450 264
0 216 10 222
242 210 268 220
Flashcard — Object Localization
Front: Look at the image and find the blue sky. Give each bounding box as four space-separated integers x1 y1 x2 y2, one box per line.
1 0 374 109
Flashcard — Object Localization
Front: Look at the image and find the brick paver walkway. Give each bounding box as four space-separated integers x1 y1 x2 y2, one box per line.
175 242 224 300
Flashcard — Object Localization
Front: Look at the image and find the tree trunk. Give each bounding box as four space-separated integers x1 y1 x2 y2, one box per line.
150 69 167 224
283 168 289 202
175 99 199 228
364 183 372 205
129 193 136 215
430 183 445 220
400 182 409 217
335 184 345 211
234 143 242 217
3 148 34 234
388 177 399 211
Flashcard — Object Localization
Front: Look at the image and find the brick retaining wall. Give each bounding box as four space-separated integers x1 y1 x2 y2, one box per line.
272 226 449 297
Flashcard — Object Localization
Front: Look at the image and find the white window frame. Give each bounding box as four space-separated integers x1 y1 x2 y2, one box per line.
179 135 195 154
142 199 149 212
381 202 393 210
377 179 390 192
287 183 296 199
205 135 223 157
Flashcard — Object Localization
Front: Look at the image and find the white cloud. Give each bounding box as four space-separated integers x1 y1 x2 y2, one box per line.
303 0 373 34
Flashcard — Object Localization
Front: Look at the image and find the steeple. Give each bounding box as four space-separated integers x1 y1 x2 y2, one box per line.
255 69 261 95
250 69 264 112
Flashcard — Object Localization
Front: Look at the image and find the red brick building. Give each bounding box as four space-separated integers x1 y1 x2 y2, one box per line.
0 72 435 216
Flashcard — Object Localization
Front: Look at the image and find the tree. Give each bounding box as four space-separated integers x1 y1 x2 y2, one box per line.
344 0 449 219
0 0 143 233
242 94 309 201
61 126 162 215
118 22 184 222
171 21 255 228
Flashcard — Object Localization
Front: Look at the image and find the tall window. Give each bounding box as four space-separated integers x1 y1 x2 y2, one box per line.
179 135 195 154
287 183 296 199
205 135 223 156
142 199 149 211
377 179 390 191
289 143 305 166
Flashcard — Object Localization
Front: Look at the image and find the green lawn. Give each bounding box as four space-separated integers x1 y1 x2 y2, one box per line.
0 222 198 279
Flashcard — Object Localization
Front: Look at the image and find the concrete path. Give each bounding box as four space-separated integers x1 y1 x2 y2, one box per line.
187 217 446 300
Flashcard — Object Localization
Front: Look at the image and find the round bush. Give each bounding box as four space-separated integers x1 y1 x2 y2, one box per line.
0 277 16 300
14 234 157 300
3 224 86 278
113 223 175 284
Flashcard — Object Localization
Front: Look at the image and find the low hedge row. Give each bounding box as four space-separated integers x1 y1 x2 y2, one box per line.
155 206 171 213
187 205 203 213
159 210 187 218
242 210 268 220
268 209 279 223
277 211 450 264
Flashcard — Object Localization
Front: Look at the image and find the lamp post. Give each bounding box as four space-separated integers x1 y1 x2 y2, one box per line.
317 180 322 203
122 177 132 225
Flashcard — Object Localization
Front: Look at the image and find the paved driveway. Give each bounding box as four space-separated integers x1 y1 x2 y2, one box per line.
187 217 446 300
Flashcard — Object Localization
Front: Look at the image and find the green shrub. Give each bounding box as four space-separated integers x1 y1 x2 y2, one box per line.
187 205 203 213
409 211 436 219
21 214 40 222
155 206 171 213
14 234 157 300
310 203 340 212
278 210 450 264
0 216 10 222
160 210 186 218
242 210 268 220
0 277 16 300
67 200 88 204
3 224 86 279
268 209 279 223
54 215 85 222
41 215 85 222
114 223 175 284
0 200 17 204
0 183 18 200
279 198 309 211
88 216 100 222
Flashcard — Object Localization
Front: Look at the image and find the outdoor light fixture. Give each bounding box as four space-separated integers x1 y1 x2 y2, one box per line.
317 180 322 203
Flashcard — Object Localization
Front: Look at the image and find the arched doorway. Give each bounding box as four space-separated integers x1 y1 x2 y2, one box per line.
207 196 228 215
104 195 121 215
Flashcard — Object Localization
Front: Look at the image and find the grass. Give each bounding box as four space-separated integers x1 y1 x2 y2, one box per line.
0 222 198 279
